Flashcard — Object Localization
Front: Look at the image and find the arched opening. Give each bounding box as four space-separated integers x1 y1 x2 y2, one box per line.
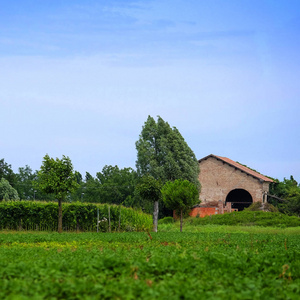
225 189 253 211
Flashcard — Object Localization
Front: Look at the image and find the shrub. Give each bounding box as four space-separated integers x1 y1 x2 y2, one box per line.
0 201 152 232
245 202 278 212
158 216 174 224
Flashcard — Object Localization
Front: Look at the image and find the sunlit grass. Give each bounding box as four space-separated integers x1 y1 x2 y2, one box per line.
158 222 300 235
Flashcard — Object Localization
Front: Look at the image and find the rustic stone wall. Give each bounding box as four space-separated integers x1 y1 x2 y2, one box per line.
198 156 270 204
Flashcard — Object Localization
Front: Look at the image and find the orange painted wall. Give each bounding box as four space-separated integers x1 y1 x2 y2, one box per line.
189 207 218 218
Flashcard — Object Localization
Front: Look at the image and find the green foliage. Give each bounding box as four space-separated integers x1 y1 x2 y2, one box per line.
187 210 300 228
136 175 163 232
0 158 17 188
35 154 80 233
269 176 300 216
0 201 152 232
162 179 199 232
0 178 19 201
136 175 162 203
0 231 299 299
15 165 36 200
74 166 138 206
96 165 137 205
36 154 79 200
158 216 174 224
162 179 199 212
245 202 278 212
136 116 200 188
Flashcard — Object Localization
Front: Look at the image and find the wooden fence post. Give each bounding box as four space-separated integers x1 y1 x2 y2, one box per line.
118 208 121 232
108 206 111 233
97 207 99 233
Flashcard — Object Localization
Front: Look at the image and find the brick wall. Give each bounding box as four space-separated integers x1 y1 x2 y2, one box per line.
189 207 218 218
198 156 270 205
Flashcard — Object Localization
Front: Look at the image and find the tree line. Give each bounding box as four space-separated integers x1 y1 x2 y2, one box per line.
0 116 201 231
269 176 300 216
1 115 299 231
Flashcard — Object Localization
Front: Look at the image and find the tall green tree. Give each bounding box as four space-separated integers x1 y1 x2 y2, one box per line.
136 116 200 187
0 158 17 188
96 165 137 205
136 116 200 219
161 179 199 232
0 178 19 200
269 176 300 216
75 166 138 206
15 165 36 199
36 154 79 233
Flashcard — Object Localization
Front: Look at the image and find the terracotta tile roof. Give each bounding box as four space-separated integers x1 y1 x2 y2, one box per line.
199 154 274 183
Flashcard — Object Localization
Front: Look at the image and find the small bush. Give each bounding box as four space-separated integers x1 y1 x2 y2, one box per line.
245 202 278 212
158 216 174 224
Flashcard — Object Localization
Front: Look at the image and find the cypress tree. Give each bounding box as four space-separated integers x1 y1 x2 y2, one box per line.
136 116 200 224
136 115 200 188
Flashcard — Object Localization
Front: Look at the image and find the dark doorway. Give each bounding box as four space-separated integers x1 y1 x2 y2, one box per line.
225 189 253 211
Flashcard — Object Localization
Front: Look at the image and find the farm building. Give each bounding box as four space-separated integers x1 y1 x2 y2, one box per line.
191 154 274 217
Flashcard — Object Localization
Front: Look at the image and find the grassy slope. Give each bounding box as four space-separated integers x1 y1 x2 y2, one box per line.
159 210 300 234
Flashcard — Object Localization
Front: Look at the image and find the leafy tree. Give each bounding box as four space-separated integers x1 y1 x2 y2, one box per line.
0 158 17 187
161 179 199 232
136 116 200 219
74 171 83 184
85 172 93 182
96 165 137 205
136 175 162 232
35 154 79 233
82 173 99 202
15 165 36 199
136 115 200 187
75 166 138 206
269 176 300 216
0 178 19 200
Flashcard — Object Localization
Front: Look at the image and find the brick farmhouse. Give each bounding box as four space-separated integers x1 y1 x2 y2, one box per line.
190 154 274 218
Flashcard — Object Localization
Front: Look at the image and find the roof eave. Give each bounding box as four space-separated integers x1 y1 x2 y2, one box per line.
198 154 274 183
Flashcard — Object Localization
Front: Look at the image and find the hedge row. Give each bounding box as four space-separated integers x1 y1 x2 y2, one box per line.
188 210 300 227
0 201 153 232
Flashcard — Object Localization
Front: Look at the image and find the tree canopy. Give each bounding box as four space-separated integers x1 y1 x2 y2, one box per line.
0 178 19 201
136 175 162 232
135 116 200 189
161 179 199 232
78 165 138 205
36 155 78 199
0 158 17 188
36 154 79 232
269 176 300 216
15 165 36 200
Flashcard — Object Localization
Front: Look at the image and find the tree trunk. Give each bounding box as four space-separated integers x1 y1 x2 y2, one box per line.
153 200 159 232
58 199 63 233
180 209 183 232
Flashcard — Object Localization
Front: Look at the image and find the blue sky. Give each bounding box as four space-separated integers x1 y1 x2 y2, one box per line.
1 0 300 181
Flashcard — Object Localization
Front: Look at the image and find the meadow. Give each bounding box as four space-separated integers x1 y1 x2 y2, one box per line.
1 225 300 299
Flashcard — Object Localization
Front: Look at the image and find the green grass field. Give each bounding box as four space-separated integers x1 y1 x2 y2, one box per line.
1 225 300 299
